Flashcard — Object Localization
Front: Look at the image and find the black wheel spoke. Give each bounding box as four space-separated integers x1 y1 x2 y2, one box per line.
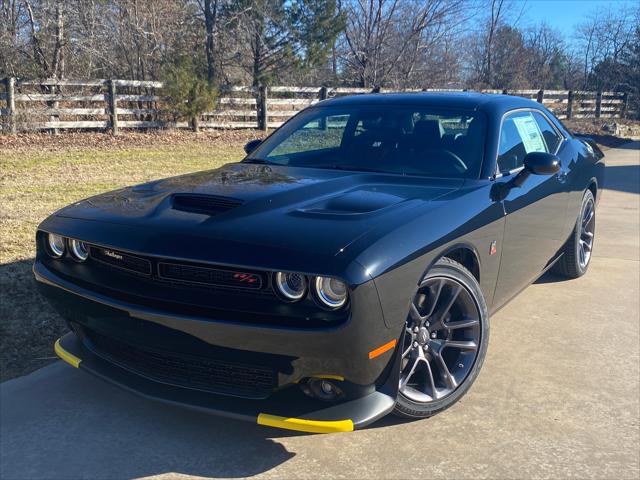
438 285 461 321
424 357 438 400
400 355 423 389
445 318 479 330
409 303 426 326
432 348 457 389
444 340 478 351
424 279 444 317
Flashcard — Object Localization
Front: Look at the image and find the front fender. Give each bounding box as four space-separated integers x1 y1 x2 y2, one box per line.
351 181 505 330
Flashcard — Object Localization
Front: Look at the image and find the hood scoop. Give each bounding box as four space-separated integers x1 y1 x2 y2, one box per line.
171 194 244 216
296 188 408 217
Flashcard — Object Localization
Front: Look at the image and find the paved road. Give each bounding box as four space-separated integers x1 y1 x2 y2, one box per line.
2 143 639 480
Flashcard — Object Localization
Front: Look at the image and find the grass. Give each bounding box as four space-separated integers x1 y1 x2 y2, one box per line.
1 145 243 263
0 131 252 381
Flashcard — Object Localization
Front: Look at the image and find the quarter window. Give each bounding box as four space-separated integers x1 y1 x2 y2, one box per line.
532 111 562 153
497 111 548 173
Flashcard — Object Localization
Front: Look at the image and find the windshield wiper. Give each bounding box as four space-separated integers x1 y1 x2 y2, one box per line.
324 165 385 174
242 158 273 165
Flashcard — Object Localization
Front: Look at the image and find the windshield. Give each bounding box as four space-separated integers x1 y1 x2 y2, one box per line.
247 105 487 178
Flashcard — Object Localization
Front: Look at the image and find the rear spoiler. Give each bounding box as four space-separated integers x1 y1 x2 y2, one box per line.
575 135 605 160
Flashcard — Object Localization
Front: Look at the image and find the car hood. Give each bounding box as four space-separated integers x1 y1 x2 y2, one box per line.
53 163 463 263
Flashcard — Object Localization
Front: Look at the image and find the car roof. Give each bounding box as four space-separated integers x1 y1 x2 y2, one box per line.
318 91 541 115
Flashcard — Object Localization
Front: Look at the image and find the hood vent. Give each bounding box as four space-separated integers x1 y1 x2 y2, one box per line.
171 194 244 216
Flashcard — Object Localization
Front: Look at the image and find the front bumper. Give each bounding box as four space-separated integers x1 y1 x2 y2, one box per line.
54 333 396 433
36 260 401 432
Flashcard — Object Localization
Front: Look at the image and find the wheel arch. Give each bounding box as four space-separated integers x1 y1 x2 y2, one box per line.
433 243 481 282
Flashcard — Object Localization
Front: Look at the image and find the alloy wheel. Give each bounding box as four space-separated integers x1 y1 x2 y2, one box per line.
400 276 482 403
579 197 595 269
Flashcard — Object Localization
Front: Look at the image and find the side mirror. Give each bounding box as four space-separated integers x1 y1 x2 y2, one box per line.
523 151 561 176
491 152 561 202
244 139 262 155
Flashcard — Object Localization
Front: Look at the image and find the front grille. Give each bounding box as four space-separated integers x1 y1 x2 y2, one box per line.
89 246 152 275
158 262 264 290
85 331 277 399
172 194 244 216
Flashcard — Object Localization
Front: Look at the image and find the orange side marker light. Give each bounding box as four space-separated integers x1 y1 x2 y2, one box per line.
368 339 397 359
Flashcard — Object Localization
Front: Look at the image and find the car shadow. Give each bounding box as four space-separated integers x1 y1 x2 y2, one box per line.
603 164 640 195
1 361 300 478
600 140 639 195
534 270 566 284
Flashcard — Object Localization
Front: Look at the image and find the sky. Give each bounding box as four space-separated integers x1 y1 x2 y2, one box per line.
512 0 637 37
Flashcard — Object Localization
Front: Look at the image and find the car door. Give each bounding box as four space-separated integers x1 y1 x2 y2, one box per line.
492 109 568 308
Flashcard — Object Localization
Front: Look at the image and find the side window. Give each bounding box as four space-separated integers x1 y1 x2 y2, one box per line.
532 111 562 153
497 111 547 172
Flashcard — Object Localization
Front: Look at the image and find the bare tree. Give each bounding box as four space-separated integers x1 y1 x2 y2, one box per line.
0 0 27 77
576 6 637 90
19 0 67 78
201 0 219 84
524 23 569 89
339 0 467 89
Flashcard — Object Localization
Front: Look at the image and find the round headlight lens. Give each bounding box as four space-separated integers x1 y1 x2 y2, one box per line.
275 272 307 301
47 233 65 258
315 276 348 309
70 239 89 261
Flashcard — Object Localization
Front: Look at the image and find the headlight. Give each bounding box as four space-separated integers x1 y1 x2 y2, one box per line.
47 233 65 258
274 272 307 301
69 239 89 261
314 276 348 309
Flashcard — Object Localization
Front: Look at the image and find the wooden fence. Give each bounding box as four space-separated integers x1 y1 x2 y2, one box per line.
0 77 631 134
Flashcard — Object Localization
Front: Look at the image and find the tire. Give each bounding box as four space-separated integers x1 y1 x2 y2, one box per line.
554 189 596 279
393 257 489 419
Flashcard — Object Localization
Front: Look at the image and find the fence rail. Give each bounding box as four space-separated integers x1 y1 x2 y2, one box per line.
0 77 631 134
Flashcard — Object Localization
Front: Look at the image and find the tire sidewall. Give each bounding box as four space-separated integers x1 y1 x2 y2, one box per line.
574 190 595 276
395 258 490 418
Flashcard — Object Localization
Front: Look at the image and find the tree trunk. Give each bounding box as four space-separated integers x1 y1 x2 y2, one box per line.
52 0 65 78
204 0 218 85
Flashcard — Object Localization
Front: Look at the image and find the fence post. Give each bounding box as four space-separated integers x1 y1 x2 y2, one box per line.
536 89 544 103
567 90 574 119
595 90 602 118
257 85 268 131
49 83 59 135
319 87 329 130
5 77 16 135
621 92 629 119
108 79 119 135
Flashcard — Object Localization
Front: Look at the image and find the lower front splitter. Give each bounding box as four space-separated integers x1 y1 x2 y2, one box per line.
54 332 396 433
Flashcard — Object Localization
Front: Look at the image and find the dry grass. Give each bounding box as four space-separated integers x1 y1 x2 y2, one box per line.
0 130 260 381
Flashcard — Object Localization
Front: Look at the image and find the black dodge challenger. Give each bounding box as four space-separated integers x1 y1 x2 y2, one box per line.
36 93 604 433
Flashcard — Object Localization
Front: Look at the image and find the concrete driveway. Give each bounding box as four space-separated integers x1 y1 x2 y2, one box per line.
2 143 638 480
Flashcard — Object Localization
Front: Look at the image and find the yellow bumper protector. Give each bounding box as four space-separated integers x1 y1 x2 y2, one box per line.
257 413 354 433
54 338 82 368
312 374 345 381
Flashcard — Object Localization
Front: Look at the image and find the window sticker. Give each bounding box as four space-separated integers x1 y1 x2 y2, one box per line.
512 114 546 153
